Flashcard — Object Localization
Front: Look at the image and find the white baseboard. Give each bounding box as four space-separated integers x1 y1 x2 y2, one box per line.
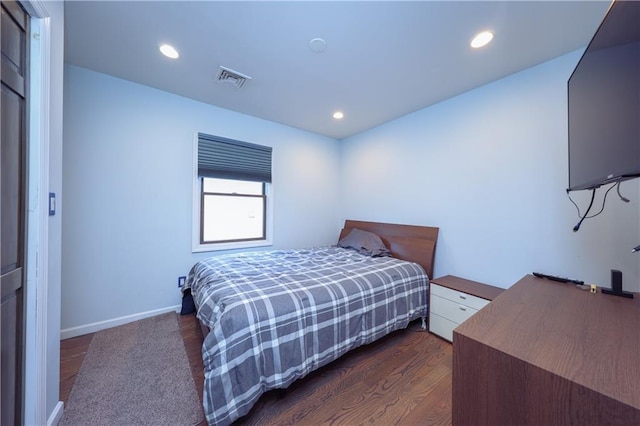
47 401 64 426
60 305 181 340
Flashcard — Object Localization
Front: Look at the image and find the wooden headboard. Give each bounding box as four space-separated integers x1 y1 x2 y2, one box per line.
338 220 439 279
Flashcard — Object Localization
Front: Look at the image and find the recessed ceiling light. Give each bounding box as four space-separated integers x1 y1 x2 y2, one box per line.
159 43 179 59
333 111 344 120
309 38 327 53
470 31 494 49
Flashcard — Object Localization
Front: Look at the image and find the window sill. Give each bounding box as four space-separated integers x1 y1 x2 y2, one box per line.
192 239 273 253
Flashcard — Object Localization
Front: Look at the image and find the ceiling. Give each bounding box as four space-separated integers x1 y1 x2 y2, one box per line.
64 1 611 140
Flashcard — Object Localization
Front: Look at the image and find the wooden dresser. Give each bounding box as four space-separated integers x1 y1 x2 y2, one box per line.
453 274 640 425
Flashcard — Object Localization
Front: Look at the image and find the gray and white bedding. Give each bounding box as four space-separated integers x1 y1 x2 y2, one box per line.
184 246 429 425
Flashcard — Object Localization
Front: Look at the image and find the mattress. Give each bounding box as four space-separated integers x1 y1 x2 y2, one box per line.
184 246 429 425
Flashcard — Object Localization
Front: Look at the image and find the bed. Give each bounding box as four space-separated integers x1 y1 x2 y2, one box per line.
183 220 438 425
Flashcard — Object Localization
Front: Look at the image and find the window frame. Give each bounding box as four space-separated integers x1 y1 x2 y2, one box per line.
192 133 273 253
199 179 267 244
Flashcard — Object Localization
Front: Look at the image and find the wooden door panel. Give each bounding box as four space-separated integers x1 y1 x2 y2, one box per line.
1 1 27 424
1 295 19 426
1 3 26 98
1 85 23 275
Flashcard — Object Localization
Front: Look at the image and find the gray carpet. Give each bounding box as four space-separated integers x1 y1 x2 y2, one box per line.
60 313 204 426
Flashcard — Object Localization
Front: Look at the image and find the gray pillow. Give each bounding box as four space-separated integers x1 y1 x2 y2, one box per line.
337 228 391 257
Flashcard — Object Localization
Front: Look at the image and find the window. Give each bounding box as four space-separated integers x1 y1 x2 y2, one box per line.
201 178 265 243
193 133 273 252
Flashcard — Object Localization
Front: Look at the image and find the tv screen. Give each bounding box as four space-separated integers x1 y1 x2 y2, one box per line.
567 0 640 192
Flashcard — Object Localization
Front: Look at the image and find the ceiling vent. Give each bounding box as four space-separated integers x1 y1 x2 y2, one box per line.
216 66 251 89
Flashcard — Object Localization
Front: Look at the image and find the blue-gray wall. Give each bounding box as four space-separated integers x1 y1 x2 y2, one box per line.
62 49 640 335
62 65 342 332
339 50 640 290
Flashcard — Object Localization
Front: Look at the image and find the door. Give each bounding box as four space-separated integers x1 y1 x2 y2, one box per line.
1 1 28 424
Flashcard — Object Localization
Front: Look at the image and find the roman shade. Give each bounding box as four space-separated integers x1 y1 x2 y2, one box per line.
198 133 272 183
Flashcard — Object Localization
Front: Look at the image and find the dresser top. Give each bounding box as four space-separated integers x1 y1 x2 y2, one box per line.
431 275 504 301
454 274 640 409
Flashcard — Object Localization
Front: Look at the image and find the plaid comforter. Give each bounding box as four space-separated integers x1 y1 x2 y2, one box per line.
184 246 429 425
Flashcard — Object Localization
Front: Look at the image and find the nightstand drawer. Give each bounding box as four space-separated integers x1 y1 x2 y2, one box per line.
431 283 490 311
429 312 457 342
430 293 479 324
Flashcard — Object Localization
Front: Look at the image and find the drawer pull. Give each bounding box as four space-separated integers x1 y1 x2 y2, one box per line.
458 294 467 300
459 306 467 311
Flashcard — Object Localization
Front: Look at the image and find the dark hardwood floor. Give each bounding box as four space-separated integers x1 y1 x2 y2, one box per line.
60 314 453 425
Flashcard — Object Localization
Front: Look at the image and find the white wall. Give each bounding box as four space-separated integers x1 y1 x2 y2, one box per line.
340 50 640 291
46 0 65 420
61 65 341 332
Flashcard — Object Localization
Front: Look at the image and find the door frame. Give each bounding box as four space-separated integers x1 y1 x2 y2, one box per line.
18 0 51 424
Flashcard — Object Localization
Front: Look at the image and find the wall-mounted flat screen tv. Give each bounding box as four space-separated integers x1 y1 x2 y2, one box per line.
567 0 640 192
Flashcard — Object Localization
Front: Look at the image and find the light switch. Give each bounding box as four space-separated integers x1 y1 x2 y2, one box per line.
49 193 56 216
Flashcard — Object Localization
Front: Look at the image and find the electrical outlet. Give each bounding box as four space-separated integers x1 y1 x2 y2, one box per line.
178 276 186 288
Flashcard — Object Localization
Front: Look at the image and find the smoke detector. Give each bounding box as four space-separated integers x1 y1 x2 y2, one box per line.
216 66 251 88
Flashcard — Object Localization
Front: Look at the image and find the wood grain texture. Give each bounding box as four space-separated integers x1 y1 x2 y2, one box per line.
431 275 504 301
178 313 206 414
62 315 453 425
453 274 640 426
339 220 439 279
59 333 94 403
238 319 452 425
1 4 29 421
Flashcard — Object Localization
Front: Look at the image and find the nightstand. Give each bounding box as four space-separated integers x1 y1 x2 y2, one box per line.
429 275 504 342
